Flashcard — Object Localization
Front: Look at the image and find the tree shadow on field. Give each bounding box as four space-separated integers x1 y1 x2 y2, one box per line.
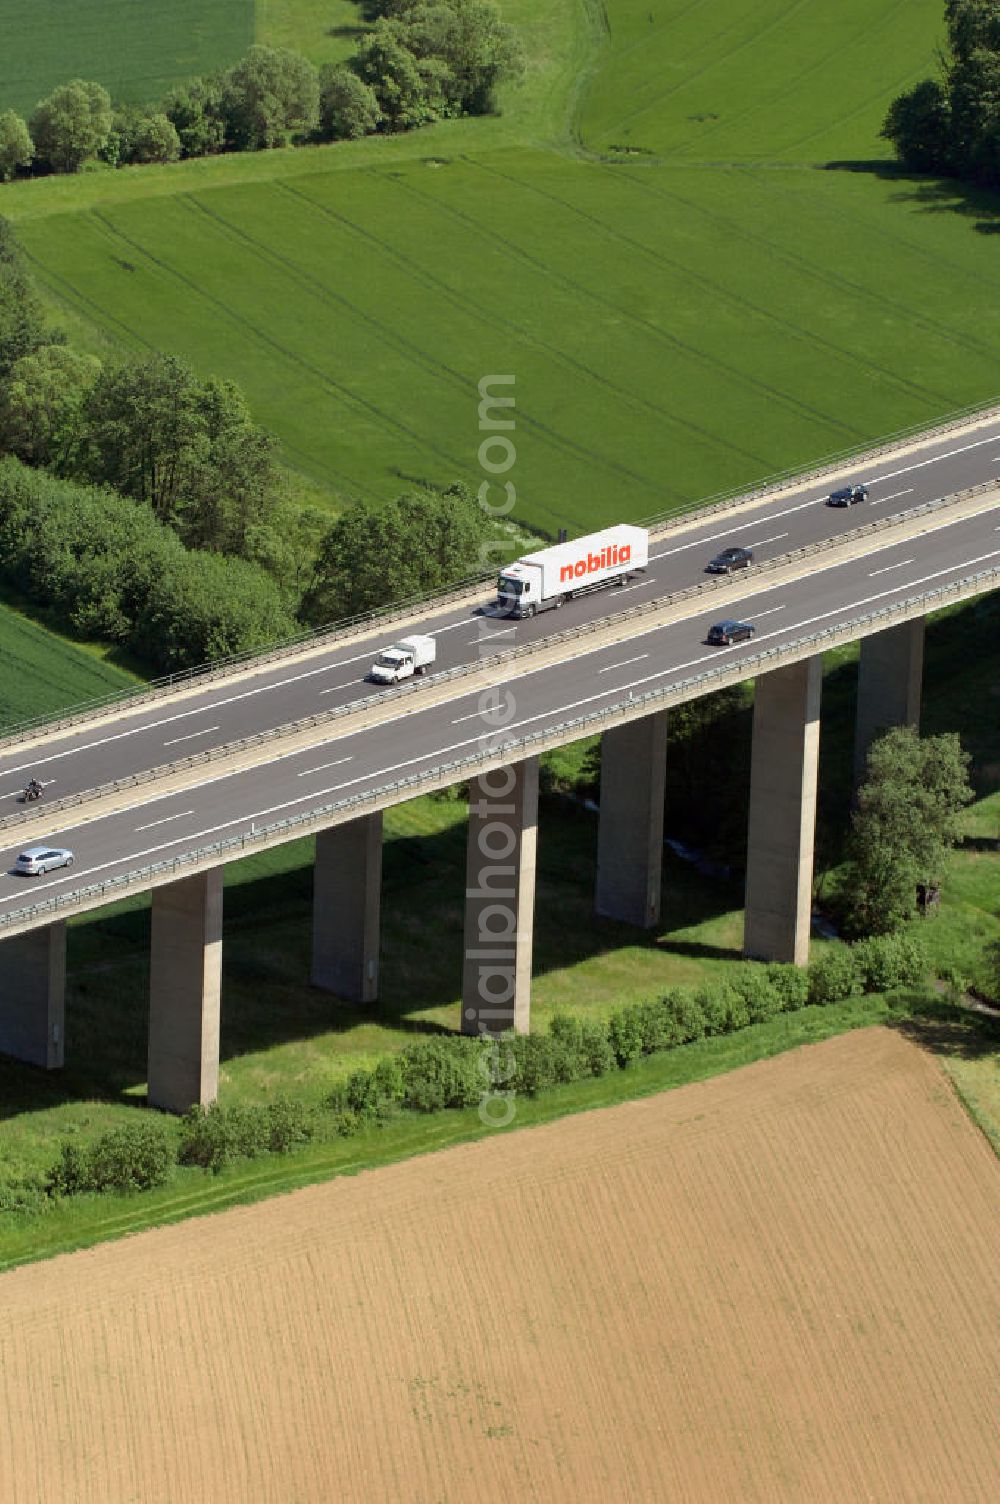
890 998 1000 1062
822 159 1000 235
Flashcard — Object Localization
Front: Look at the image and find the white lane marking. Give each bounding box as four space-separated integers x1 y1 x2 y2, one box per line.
4 539 998 897
7 544 998 902
135 810 194 832
296 756 353 778
868 488 914 507
869 434 1000 486
746 531 789 548
598 654 649 674
618 579 659 593
163 725 220 747
869 559 914 577
0 614 489 776
749 605 786 618
8 433 997 781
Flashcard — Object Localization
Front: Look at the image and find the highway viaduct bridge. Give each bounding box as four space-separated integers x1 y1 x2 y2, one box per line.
0 409 998 1111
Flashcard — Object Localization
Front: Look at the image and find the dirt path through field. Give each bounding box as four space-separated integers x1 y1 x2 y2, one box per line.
3 1026 1000 1501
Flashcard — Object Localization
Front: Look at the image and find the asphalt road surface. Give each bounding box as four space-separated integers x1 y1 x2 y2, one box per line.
1 481 997 924
1 416 999 813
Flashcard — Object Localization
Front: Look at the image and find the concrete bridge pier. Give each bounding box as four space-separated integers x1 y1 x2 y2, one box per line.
595 711 668 927
462 758 539 1037
0 921 66 1070
743 656 822 966
311 815 383 1004
148 869 222 1113
853 619 925 790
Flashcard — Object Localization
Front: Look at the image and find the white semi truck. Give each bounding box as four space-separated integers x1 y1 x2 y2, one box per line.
369 634 436 684
496 525 649 618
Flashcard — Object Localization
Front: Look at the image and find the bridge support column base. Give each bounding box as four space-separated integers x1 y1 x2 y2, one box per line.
311 815 383 1004
595 711 668 927
853 619 924 792
148 870 222 1113
0 922 66 1069
744 656 822 966
462 758 538 1037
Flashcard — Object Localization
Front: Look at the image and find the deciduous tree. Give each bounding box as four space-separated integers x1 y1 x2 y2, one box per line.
319 66 382 139
845 725 974 934
0 344 100 469
301 481 488 623
222 46 320 149
29 79 112 172
0 111 34 181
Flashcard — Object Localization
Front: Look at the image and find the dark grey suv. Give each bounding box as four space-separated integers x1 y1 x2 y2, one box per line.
707 545 754 574
707 619 755 646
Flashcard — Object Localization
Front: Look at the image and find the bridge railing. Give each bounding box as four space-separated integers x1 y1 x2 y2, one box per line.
1 562 996 935
1 397 996 750
1 483 994 838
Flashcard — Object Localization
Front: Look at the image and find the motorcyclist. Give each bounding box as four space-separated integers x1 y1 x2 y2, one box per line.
24 778 43 801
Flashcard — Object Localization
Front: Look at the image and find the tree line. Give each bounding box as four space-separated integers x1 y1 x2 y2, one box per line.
882 0 1000 184
0 216 496 670
0 1 524 181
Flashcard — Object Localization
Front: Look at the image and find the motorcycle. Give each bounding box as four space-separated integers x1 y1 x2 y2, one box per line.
21 782 43 803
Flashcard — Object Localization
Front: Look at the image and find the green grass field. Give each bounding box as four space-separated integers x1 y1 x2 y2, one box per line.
0 0 254 118
0 591 141 732
3 0 997 531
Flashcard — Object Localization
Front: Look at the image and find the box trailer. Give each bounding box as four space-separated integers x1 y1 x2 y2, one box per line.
496 525 648 618
369 634 437 685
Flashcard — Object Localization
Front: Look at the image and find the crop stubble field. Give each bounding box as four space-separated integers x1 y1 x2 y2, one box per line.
2 1028 999 1502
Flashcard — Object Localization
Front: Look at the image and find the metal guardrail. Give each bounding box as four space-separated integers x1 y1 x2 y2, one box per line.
0 483 993 836
1 397 997 750
1 563 996 935
636 395 1000 532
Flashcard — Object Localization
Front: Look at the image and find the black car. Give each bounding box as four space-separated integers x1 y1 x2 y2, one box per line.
707 619 755 646
827 483 869 506
706 545 754 574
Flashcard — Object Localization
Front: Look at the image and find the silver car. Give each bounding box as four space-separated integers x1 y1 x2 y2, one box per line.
14 845 74 876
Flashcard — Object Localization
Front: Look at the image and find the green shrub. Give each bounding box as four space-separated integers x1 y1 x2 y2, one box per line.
510 1034 559 1096
670 990 707 1043
725 990 751 1032
607 1005 645 1066
579 1019 616 1076
548 1015 587 1083
766 963 810 1012
331 1108 364 1137
87 1120 174 1193
0 1176 50 1218
808 947 863 1006
851 932 928 993
401 1037 485 1112
178 1103 270 1173
730 962 781 1022
267 1097 314 1153
695 984 734 1036
732 965 782 1023
637 996 682 1053
45 1140 91 1197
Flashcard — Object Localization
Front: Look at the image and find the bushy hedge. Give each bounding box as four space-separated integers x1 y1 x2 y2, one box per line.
178 1098 314 1173
35 937 932 1213
46 1120 174 1196
0 457 296 672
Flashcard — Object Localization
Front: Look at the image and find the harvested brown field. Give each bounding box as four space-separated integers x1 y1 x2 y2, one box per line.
3 1026 1000 1502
